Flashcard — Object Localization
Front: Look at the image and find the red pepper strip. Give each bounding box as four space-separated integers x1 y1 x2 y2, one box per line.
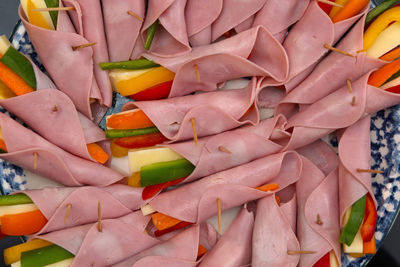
361 194 377 242
129 80 173 101
142 176 187 200
319 2 333 14
313 252 330 267
114 132 168 149
385 84 400 94
154 221 193 237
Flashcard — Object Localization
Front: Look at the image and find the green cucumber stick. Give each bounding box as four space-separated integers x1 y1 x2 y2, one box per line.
339 195 367 246
365 0 399 26
99 59 160 70
105 127 160 138
44 0 60 29
384 69 400 85
145 20 159 50
140 158 195 187
21 244 74 267
0 194 33 206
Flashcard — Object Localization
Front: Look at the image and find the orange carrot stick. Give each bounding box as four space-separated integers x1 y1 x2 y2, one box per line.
0 139 7 152
332 0 369 23
368 59 400 87
87 143 109 164
152 212 182 231
1 210 47 236
256 183 279 192
380 46 400 61
0 62 35 96
107 109 154 130
197 245 207 258
363 236 377 254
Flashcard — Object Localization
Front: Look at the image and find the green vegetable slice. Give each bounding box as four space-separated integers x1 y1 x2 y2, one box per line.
0 194 33 206
21 244 74 267
140 158 195 187
144 20 159 50
384 69 400 84
99 59 160 70
105 127 160 138
339 195 367 246
44 0 60 29
366 0 399 26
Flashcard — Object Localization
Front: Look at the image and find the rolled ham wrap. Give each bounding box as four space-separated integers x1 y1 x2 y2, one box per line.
0 112 123 186
113 226 199 267
122 77 259 142
144 26 289 97
13 185 144 235
199 206 254 267
281 71 400 151
102 0 145 61
19 5 102 119
275 13 387 118
252 194 300 267
282 0 368 92
149 151 302 224
37 211 158 267
0 89 105 161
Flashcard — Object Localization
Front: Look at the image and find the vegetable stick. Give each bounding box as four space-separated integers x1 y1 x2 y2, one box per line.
0 62 35 95
255 183 279 192
363 236 376 254
368 59 400 87
86 143 109 164
1 209 47 236
152 212 182 231
107 109 154 130
380 46 400 61
332 0 370 23
4 239 52 265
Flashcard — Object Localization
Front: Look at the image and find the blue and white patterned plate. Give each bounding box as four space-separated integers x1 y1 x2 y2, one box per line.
2 4 400 265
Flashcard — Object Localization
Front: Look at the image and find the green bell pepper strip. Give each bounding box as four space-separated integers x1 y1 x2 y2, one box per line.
0 194 33 206
0 46 36 89
384 69 400 84
99 59 160 70
140 159 195 187
144 20 159 50
339 195 367 246
105 127 160 138
21 244 74 267
366 0 399 26
0 148 6 154
44 0 60 29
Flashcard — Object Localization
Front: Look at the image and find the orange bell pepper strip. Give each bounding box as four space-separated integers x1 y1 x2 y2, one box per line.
152 212 182 231
379 46 400 61
0 139 7 152
86 143 109 164
332 0 369 23
0 61 35 96
255 183 279 192
197 245 207 259
368 58 400 87
154 221 192 237
363 236 377 254
361 194 377 242
1 209 47 236
106 109 155 130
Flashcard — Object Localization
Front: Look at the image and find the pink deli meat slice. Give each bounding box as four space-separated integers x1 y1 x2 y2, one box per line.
166 115 286 183
144 26 289 97
252 195 300 267
199 207 254 267
252 0 309 43
149 151 302 223
0 89 104 161
283 0 367 91
281 71 400 151
141 0 190 57
0 113 123 186
114 226 199 267
122 78 259 142
338 116 376 226
19 5 101 119
296 158 341 266
102 0 145 61
38 212 158 267
18 184 145 235
275 14 386 118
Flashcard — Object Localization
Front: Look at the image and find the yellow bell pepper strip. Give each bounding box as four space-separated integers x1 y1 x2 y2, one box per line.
379 46 400 61
332 0 369 23
366 21 400 58
368 58 400 87
364 7 400 51
145 20 159 50
110 140 129 158
4 239 52 265
339 195 366 246
20 244 74 267
116 66 175 96
365 0 400 26
24 0 55 30
99 59 160 70
106 109 155 130
329 0 349 18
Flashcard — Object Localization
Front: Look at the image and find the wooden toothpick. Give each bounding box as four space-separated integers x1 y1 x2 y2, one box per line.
318 0 344 8
217 198 222 233
324 44 355 58
190 118 198 145
346 79 353 93
97 201 102 232
127 10 144 21
64 204 72 224
32 7 75 12
52 105 58 112
194 64 201 83
218 146 231 154
287 250 317 255
351 96 356 106
316 214 323 225
357 168 384 174
33 152 38 170
72 42 97 51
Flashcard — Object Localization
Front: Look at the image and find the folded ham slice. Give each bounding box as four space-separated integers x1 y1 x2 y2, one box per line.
296 157 341 267
19 5 102 119
199 207 254 267
275 13 387 118
144 26 289 97
122 78 259 142
0 113 123 186
114 226 199 267
103 0 145 61
252 194 300 267
282 0 367 91
38 211 158 267
281 71 400 151
149 151 302 223
0 89 104 161
166 115 287 183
